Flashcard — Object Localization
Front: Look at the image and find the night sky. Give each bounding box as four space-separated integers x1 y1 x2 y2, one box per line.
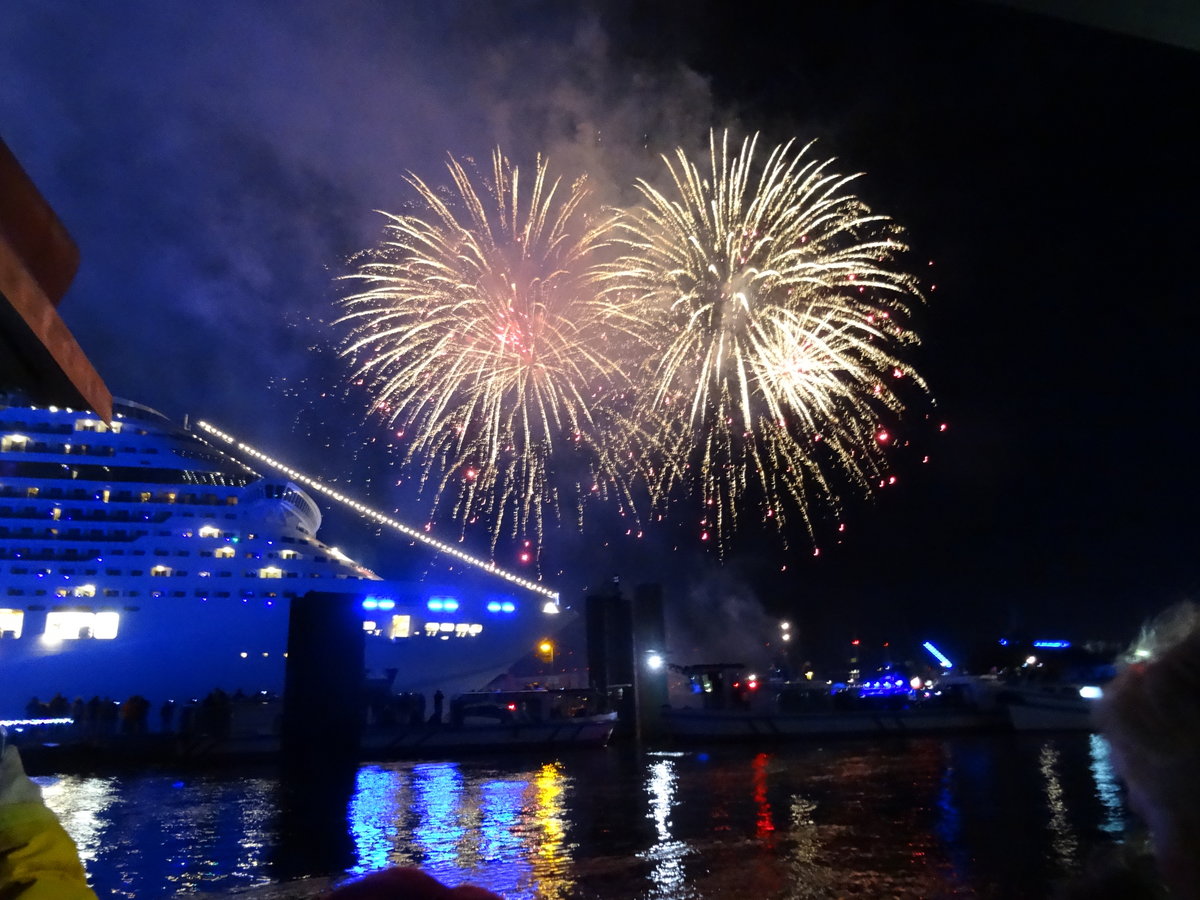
2 1 1197 665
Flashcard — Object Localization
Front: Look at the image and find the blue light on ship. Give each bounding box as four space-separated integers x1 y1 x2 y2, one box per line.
1032 640 1071 649
427 596 459 612
922 641 954 668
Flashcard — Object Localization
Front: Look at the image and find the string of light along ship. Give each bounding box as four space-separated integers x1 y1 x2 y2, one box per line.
195 420 560 603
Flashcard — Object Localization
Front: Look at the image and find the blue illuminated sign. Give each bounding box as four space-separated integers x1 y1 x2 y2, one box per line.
1032 640 1071 649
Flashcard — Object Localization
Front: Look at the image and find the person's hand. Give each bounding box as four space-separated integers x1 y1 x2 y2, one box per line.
0 746 44 806
327 867 502 899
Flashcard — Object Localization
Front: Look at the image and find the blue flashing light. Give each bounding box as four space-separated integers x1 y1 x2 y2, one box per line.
998 639 1009 646
377 598 395 611
428 599 444 611
486 599 517 614
362 598 379 611
922 641 954 669
1032 640 1071 649
428 596 459 612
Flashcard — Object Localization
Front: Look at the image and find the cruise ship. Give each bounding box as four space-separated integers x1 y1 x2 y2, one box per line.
0 396 564 720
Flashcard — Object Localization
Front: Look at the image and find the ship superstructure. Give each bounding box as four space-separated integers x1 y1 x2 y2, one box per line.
0 396 561 717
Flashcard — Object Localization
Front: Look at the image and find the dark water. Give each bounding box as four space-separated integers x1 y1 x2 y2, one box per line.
38 733 1133 898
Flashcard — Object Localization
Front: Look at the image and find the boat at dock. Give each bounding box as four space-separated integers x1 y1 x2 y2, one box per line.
662 705 1004 740
658 663 1007 742
998 682 1101 731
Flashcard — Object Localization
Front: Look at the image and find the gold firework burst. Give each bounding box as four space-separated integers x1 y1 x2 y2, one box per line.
603 130 930 548
339 149 652 548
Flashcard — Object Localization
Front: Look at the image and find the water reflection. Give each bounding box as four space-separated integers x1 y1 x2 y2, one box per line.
1088 734 1126 835
37 735 1135 899
37 774 116 869
347 765 411 875
640 757 694 898
275 764 358 883
527 763 575 900
783 793 835 899
1039 742 1080 870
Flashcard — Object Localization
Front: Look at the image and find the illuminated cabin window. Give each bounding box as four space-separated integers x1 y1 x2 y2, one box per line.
74 584 97 598
150 565 172 577
1 434 29 452
139 492 151 502
25 487 38 498
214 546 235 559
279 549 300 560
198 525 221 538
259 566 283 579
44 610 119 641
362 620 377 633
74 418 120 434
0 608 23 639
422 621 481 637
388 615 411 639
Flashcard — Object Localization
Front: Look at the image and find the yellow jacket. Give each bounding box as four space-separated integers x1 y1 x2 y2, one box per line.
0 801 96 899
0 743 96 900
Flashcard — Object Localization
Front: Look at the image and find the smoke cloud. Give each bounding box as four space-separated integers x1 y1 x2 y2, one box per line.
0 1 715 444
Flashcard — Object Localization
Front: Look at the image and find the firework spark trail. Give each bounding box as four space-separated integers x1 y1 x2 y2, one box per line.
338 149 654 550
603 130 930 549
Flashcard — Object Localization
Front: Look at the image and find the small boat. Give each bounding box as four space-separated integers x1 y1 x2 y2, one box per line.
998 682 1101 732
658 663 1004 742
360 688 619 756
661 705 1003 740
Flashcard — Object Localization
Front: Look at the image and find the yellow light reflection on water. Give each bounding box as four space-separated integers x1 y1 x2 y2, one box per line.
527 761 574 900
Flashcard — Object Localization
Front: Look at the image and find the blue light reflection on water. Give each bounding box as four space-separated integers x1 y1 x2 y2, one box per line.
1088 733 1126 835
347 765 409 875
39 734 1136 899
